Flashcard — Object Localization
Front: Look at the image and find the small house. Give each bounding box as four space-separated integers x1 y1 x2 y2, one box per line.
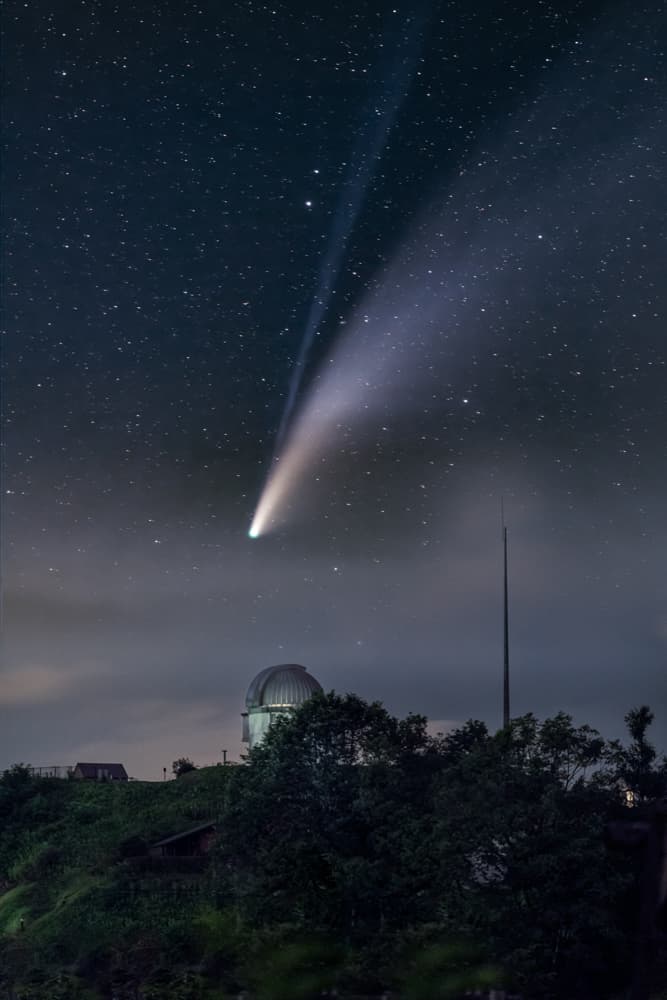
72 762 128 782
149 820 217 858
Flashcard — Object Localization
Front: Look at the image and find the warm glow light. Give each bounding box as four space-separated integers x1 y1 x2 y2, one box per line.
247 408 327 538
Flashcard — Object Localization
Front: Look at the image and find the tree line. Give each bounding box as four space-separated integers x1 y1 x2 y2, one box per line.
0 695 665 998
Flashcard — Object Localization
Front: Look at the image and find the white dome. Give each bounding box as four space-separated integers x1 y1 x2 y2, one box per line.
245 663 322 710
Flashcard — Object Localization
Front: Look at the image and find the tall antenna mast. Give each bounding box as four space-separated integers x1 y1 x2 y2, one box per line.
502 498 510 728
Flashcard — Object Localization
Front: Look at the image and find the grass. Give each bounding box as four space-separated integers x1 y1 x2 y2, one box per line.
0 883 38 934
0 766 236 987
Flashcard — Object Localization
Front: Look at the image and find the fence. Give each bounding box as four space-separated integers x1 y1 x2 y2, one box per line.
27 765 73 779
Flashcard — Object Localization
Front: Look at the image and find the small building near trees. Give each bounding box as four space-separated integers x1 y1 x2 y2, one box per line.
149 820 217 858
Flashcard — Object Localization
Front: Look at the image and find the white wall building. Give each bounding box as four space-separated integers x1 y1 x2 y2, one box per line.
241 663 323 750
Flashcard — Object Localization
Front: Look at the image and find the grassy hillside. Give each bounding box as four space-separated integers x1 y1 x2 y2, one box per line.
0 765 236 999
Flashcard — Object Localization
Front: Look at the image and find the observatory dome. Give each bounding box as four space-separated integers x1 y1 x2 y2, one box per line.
242 664 323 749
245 663 323 710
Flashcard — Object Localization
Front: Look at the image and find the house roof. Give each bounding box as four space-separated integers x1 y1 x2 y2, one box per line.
151 820 216 848
74 762 128 779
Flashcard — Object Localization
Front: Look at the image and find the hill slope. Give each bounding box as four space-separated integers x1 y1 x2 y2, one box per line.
0 765 234 999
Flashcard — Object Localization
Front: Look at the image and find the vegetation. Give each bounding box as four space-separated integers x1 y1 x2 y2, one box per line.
172 758 198 778
0 698 665 999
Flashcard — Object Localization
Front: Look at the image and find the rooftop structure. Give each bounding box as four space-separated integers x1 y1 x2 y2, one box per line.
73 762 128 781
149 820 217 858
242 663 322 749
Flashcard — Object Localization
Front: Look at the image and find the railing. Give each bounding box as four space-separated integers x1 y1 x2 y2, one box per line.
28 765 74 778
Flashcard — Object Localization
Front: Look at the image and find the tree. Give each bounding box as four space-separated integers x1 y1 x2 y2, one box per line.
431 714 633 998
172 758 197 778
607 706 667 803
216 692 439 934
213 698 661 997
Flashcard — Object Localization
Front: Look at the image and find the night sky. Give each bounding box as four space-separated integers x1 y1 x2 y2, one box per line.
3 0 666 778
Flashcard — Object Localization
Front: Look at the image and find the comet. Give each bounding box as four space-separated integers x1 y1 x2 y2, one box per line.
248 3 658 540
248 244 445 539
250 11 429 538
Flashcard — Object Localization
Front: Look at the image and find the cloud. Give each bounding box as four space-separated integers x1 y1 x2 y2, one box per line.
0 665 78 706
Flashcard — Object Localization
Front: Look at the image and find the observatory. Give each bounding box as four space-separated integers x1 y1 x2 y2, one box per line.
242 663 323 749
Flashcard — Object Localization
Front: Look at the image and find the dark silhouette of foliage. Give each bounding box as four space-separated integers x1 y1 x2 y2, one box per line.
171 757 197 778
608 705 667 803
0 701 665 998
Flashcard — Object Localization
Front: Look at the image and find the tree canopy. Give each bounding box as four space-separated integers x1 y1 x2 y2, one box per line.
0 699 665 999
172 757 197 778
214 695 666 997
